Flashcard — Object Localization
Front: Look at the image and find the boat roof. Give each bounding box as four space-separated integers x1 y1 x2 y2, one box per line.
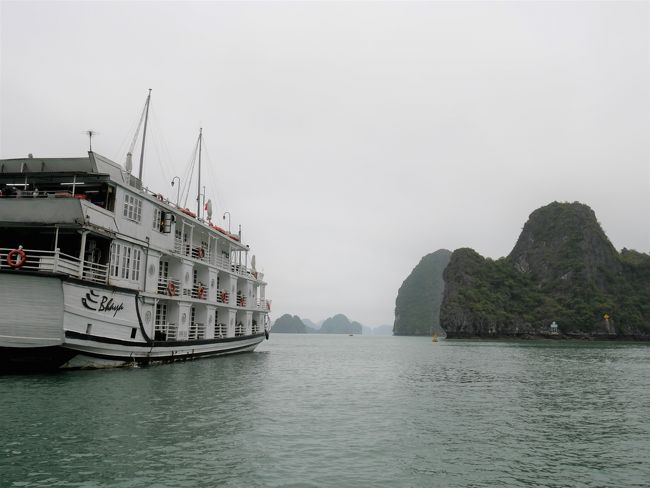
0 153 135 186
0 156 95 173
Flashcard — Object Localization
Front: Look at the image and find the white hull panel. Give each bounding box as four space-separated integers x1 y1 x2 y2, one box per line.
0 273 64 347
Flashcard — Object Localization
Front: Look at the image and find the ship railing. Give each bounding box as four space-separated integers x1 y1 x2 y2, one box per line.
190 246 210 263
254 299 272 311
214 323 228 338
212 254 230 270
0 247 108 284
190 283 208 300
216 289 230 304
0 189 76 199
157 277 182 297
154 322 177 341
230 263 253 278
82 261 109 284
173 238 183 255
234 322 245 336
188 322 206 340
173 238 191 257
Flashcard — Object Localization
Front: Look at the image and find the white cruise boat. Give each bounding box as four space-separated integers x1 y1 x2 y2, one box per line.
0 98 271 371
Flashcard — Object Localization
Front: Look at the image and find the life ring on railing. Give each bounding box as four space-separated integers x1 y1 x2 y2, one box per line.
6 248 26 269
197 247 205 259
219 291 227 303
197 286 205 299
166 280 176 296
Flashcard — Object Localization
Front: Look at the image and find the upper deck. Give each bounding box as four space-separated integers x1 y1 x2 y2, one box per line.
0 152 247 248
0 152 265 288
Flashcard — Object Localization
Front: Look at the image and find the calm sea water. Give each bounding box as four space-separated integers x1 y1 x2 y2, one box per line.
2 335 649 487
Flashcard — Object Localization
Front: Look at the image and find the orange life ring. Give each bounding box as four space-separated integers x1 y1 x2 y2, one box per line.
220 291 227 303
166 280 176 296
197 286 205 299
6 248 26 269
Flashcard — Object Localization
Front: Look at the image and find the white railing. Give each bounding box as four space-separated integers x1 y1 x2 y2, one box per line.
167 246 262 282
213 254 230 269
0 190 77 199
235 322 245 337
154 323 177 341
188 322 206 340
191 246 209 263
157 277 181 297
216 289 230 304
255 298 272 311
191 283 208 300
0 247 108 284
173 238 189 256
214 323 228 338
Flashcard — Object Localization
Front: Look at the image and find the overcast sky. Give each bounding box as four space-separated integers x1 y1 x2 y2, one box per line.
1 1 648 327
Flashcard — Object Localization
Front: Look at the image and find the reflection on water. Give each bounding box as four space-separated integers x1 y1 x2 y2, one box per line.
2 336 649 487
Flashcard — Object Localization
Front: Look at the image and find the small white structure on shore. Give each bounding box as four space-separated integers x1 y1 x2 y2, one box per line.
549 321 559 334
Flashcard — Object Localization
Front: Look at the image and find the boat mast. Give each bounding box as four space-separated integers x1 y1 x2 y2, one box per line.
196 127 203 218
138 88 152 182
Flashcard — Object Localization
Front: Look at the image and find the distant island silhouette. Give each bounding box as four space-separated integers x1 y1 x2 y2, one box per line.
272 313 390 335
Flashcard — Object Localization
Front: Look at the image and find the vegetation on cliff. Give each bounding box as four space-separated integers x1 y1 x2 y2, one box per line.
393 249 451 336
440 202 650 338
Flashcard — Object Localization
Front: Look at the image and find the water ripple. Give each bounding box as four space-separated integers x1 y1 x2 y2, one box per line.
1 336 649 487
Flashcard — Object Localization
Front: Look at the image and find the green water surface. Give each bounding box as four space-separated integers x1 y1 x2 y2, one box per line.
2 335 649 487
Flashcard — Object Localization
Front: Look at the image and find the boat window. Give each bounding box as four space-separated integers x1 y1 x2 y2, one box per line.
152 208 164 232
110 242 142 283
123 193 142 223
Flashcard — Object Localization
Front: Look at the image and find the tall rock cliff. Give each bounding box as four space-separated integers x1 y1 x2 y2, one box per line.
393 249 452 336
440 202 650 338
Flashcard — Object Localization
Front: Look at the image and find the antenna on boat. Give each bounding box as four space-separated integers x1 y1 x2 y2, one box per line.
125 89 151 175
196 127 203 218
138 89 152 181
84 130 98 152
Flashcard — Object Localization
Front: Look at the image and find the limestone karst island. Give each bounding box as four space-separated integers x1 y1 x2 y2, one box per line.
394 202 650 340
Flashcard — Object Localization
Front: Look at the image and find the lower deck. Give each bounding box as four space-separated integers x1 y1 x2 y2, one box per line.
0 272 270 372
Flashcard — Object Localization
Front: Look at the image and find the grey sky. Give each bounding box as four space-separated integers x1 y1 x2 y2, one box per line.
1 1 648 327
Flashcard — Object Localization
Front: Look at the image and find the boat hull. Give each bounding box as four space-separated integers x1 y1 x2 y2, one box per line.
0 273 266 372
0 337 264 372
